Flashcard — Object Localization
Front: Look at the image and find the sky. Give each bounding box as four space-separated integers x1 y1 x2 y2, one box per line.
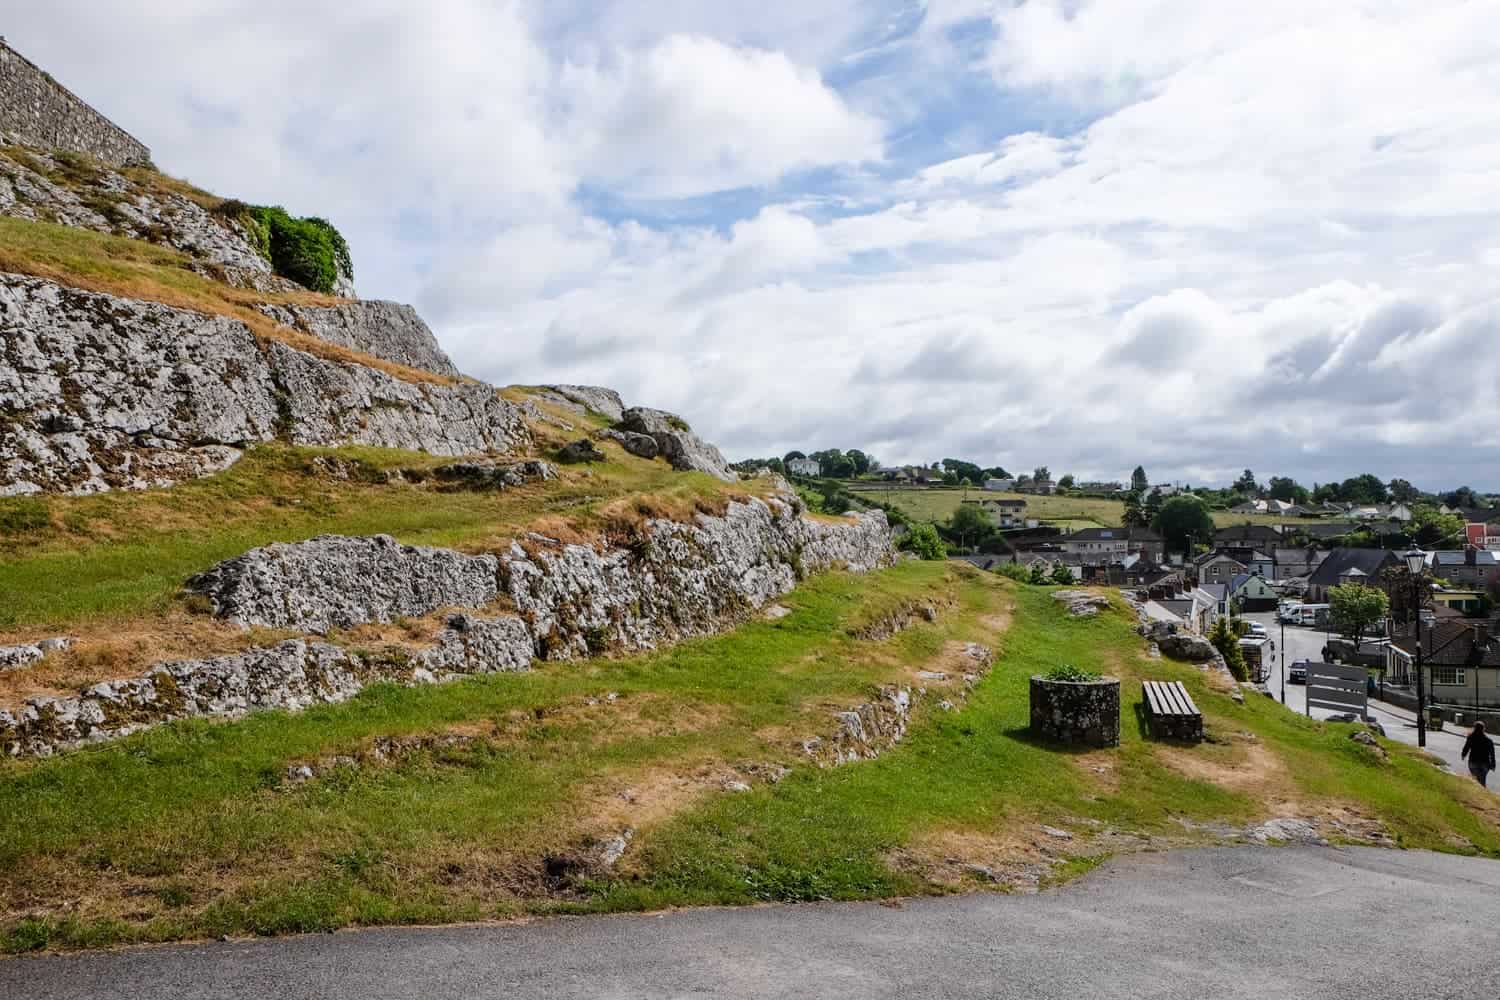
9 1 1500 490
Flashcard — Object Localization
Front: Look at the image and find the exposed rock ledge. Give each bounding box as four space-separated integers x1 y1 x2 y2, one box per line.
254 300 461 379
2 496 894 756
0 274 531 495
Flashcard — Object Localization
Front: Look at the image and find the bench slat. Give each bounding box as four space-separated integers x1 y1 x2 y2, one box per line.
1173 682 1201 717
1143 681 1164 717
1165 682 1192 716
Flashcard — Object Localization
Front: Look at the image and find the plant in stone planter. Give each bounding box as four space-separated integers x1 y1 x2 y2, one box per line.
1045 664 1101 683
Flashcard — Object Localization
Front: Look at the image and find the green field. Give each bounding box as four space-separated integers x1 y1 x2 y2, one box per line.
850 488 1122 528
5 565 1495 953
847 486 1352 534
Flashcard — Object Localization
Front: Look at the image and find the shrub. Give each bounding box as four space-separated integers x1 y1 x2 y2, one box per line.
899 522 947 560
1050 563 1075 585
218 203 353 293
1208 616 1249 681
1028 562 1050 585
994 562 1030 583
1046 664 1101 682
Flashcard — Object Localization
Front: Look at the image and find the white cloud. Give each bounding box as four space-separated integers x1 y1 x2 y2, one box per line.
559 35 884 198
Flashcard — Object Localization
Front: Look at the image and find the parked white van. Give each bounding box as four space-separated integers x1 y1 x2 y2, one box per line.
1298 604 1329 627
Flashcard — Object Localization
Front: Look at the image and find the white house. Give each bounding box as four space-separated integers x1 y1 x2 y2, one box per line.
983 478 1016 492
786 457 821 477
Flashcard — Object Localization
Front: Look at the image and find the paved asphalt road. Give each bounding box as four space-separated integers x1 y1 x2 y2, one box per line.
1243 611 1483 781
6 846 1499 999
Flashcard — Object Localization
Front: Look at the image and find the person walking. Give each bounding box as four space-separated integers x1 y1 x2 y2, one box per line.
1461 722 1496 788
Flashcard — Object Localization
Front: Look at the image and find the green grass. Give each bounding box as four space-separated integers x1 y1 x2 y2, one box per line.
851 488 1123 527
0 443 744 632
4 565 1494 952
847 486 1352 534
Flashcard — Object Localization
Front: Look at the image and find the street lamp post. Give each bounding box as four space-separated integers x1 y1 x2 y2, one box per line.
1403 548 1427 748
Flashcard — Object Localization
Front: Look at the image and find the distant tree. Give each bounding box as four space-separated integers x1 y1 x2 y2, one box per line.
1388 478 1420 504
1057 474 1076 493
942 471 959 485
1033 466 1051 483
1444 486 1477 509
947 503 995 552
1131 466 1150 492
1329 582 1390 648
1051 562 1075 585
1338 474 1388 505
1122 491 1151 528
1409 505 1464 546
942 458 985 483
1267 476 1309 504
1144 488 1166 521
811 449 855 478
899 523 947 561
1312 482 1338 504
1381 564 1432 632
985 466 1012 481
1233 469 1260 495
783 450 806 468
1028 562 1050 585
846 449 872 476
1152 495 1215 558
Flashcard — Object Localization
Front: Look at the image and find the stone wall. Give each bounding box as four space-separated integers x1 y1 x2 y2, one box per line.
0 39 151 167
0 274 531 495
2 495 896 756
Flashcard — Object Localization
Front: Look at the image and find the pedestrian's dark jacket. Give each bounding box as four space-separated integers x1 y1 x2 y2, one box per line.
1462 731 1497 772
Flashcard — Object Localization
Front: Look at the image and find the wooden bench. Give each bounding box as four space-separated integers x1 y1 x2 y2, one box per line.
1142 680 1204 742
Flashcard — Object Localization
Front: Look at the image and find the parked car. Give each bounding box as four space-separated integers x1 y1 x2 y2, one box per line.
1288 660 1308 684
1247 621 1267 636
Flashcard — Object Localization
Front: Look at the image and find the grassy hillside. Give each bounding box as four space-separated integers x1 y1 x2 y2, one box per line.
0 434 770 704
3 568 1494 952
848 486 1351 534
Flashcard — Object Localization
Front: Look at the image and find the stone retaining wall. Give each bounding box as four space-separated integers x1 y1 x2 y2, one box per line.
0 39 151 167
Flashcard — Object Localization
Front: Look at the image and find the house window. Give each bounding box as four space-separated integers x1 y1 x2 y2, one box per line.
1430 666 1465 686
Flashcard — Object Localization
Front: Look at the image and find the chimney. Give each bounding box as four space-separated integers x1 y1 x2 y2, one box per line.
1466 547 1478 566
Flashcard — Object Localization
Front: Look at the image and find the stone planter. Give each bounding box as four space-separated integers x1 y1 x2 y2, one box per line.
1030 675 1121 748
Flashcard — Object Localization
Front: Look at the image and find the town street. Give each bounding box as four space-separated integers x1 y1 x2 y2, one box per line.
1243 611 1479 780
3 847 1498 999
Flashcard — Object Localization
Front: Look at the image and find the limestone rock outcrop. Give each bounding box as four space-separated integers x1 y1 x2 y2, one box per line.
3 495 895 756
617 407 736 482
538 385 625 422
0 275 531 494
254 300 461 378
188 534 501 634
191 495 893 654
598 428 659 459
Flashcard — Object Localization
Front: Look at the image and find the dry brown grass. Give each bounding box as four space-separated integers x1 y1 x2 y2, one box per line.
0 216 452 387
0 616 291 708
